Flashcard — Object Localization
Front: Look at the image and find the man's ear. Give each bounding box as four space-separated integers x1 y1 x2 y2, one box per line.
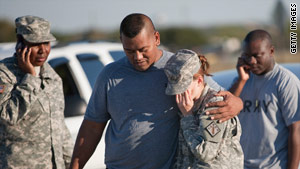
154 31 160 46
270 45 275 56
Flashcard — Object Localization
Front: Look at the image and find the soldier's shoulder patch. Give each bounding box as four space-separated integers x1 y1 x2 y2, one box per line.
0 85 5 94
205 121 221 137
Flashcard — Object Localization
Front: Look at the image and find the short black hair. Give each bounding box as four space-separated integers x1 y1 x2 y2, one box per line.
120 13 155 38
244 29 273 46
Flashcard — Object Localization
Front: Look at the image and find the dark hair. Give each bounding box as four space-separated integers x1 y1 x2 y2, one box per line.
193 54 212 79
244 29 273 47
15 34 24 51
120 13 155 38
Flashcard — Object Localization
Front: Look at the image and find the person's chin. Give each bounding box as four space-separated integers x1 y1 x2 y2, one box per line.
134 65 149 72
32 61 45 67
251 69 262 75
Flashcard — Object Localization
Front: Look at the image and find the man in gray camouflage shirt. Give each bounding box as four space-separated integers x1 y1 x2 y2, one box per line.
0 15 73 169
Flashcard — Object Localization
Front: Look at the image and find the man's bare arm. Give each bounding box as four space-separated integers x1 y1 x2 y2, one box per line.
229 79 247 97
287 121 300 169
230 57 250 96
69 119 107 169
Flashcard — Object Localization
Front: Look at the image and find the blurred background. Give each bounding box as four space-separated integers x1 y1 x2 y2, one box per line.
0 0 299 72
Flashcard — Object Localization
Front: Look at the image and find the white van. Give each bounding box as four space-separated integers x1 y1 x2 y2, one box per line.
0 41 125 169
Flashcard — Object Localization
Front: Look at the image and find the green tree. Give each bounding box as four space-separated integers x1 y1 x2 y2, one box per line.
0 19 16 42
159 27 207 51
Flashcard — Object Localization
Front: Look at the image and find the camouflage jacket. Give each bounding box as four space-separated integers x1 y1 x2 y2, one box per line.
174 85 244 169
0 56 73 169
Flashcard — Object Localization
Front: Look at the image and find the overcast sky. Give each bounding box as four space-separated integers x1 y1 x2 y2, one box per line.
0 0 299 33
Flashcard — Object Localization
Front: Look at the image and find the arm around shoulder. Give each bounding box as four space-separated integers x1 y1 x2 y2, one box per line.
206 91 243 123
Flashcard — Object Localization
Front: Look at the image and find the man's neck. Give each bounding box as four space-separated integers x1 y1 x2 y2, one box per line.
154 49 163 63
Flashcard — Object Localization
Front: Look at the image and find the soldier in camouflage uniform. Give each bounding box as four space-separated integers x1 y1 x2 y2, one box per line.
0 16 73 169
164 49 244 169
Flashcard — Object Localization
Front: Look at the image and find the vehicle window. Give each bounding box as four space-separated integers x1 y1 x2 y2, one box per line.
49 57 79 96
76 53 104 88
109 50 126 61
49 57 86 117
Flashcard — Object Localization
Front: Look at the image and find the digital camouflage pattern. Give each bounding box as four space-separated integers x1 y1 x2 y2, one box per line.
174 85 244 169
0 56 73 169
15 15 56 43
164 49 201 95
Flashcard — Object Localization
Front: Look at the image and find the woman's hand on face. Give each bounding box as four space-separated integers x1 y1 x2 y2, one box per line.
17 46 36 76
176 89 194 116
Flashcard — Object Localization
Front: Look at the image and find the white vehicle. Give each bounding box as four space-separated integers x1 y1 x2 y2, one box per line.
0 41 125 169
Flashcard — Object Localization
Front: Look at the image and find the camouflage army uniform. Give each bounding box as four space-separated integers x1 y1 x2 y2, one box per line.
174 85 244 169
0 56 73 169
